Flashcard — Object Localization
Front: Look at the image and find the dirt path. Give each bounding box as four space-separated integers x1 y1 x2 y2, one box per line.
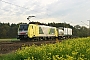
0 40 61 54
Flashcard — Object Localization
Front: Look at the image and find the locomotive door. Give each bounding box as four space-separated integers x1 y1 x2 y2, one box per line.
33 25 39 37
28 25 34 38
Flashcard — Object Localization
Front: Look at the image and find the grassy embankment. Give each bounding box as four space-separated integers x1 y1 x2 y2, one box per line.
0 37 90 60
0 38 20 42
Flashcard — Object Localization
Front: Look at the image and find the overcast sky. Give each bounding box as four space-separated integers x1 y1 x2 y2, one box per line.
0 0 90 27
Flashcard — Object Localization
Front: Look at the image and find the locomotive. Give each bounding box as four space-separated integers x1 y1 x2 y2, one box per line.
17 22 72 41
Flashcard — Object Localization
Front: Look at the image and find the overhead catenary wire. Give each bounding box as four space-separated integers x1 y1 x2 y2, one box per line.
0 0 51 21
0 0 40 15
1 0 40 16
81 21 89 26
0 8 24 15
0 0 28 9
0 0 28 15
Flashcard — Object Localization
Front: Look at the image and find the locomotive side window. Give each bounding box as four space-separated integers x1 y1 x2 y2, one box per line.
49 28 55 34
19 24 29 31
39 27 44 34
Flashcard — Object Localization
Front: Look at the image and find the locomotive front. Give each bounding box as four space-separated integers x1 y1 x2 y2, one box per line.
17 24 29 40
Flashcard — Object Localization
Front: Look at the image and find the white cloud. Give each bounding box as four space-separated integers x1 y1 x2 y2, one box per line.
0 0 90 27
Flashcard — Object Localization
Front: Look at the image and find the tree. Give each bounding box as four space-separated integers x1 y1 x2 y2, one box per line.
73 25 89 37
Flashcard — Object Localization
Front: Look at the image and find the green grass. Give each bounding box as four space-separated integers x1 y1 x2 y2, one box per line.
0 38 20 42
0 37 90 60
0 52 19 60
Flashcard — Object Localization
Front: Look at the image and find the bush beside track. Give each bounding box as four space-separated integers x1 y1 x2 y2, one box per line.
0 37 90 60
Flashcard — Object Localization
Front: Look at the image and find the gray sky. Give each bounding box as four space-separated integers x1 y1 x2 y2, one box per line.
0 0 90 27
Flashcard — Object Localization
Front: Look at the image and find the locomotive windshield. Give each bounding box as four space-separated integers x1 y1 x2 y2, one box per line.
19 24 29 31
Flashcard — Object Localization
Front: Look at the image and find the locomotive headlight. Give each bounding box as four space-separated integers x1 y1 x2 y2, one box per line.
26 32 28 35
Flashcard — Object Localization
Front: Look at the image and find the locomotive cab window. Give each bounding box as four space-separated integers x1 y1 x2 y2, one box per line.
19 24 29 31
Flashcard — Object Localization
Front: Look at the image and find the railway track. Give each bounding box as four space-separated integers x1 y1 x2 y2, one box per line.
0 39 62 54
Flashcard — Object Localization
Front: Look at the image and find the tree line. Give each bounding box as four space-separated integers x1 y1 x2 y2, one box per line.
0 22 89 38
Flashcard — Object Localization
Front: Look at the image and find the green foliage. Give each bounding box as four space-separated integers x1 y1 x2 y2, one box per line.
0 22 89 38
0 23 19 38
73 25 89 37
0 53 18 60
1 37 90 60
48 22 73 28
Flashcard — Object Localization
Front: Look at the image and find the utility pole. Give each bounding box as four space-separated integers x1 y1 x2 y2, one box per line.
87 20 90 36
81 21 90 36
87 20 90 29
